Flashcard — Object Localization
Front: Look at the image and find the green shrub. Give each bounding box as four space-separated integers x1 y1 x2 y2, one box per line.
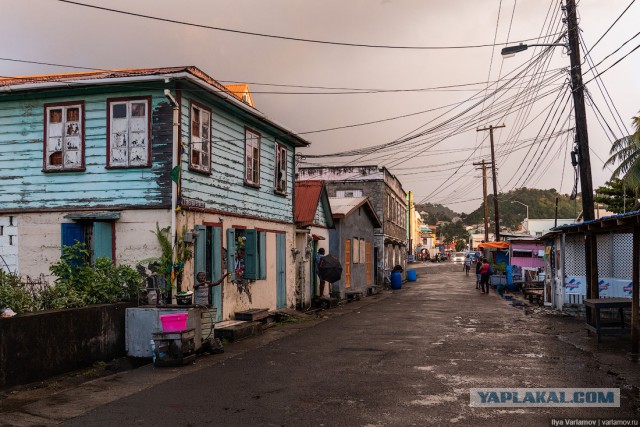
0 270 35 314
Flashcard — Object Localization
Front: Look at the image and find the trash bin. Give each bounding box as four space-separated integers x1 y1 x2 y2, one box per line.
391 272 402 289
407 269 417 282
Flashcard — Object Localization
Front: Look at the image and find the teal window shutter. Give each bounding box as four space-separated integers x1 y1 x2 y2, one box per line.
93 222 113 261
226 228 236 280
194 225 207 283
258 231 266 280
61 223 84 248
244 229 258 280
212 226 222 280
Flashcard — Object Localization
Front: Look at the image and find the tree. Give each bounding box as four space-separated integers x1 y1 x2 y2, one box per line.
604 115 640 187
594 178 636 214
440 221 469 245
455 240 466 252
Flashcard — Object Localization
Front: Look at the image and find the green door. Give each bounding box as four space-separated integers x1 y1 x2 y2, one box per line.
276 233 286 309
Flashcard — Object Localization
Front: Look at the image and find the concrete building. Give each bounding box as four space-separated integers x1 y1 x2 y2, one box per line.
297 166 407 284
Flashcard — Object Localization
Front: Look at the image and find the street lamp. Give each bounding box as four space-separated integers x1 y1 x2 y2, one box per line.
500 43 566 57
511 201 529 233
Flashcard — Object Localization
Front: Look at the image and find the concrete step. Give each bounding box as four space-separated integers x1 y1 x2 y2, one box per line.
345 291 363 302
234 308 270 322
367 285 381 296
214 320 263 342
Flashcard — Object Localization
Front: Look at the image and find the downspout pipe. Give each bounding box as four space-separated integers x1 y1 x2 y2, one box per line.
164 89 179 294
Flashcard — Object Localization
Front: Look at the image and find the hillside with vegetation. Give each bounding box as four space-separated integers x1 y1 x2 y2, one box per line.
462 188 580 229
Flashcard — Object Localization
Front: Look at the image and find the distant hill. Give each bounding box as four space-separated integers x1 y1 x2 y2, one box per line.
463 188 580 229
415 203 457 224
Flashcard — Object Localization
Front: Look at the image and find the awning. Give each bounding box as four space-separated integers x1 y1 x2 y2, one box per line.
64 211 121 221
478 241 510 250
311 234 326 241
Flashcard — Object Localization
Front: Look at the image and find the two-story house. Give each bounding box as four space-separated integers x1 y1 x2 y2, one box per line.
297 166 407 284
0 66 310 319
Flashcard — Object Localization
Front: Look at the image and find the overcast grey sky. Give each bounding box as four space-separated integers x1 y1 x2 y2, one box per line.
3 0 639 213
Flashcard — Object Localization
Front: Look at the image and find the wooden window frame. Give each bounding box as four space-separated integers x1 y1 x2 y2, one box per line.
244 128 261 188
189 101 212 174
106 97 152 169
274 142 288 195
43 101 86 172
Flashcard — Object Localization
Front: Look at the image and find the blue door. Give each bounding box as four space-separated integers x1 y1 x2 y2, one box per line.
276 233 286 309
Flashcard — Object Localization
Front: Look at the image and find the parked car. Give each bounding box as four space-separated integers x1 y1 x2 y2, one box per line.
452 252 466 263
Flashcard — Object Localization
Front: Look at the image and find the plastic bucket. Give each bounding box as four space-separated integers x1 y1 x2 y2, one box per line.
159 313 188 333
391 272 402 289
407 269 417 282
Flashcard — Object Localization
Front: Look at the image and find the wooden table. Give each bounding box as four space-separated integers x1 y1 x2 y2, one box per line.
583 298 632 342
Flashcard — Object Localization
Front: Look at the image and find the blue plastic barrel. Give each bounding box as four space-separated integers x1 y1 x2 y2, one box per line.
391 272 402 289
407 269 417 282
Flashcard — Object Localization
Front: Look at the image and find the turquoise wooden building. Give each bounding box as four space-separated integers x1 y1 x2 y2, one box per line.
0 66 310 319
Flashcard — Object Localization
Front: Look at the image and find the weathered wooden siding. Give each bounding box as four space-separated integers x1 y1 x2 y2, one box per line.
0 89 172 211
179 91 295 223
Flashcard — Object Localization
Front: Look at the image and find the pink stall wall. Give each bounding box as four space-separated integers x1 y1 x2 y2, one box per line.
510 243 545 269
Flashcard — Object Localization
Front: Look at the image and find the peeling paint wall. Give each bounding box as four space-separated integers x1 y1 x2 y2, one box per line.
0 215 18 274
0 88 172 211
178 210 296 319
15 209 169 279
179 91 295 224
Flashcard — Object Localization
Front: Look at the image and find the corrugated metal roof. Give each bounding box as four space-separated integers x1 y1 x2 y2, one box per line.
329 196 382 228
553 209 640 231
294 180 324 227
329 197 369 216
0 66 309 147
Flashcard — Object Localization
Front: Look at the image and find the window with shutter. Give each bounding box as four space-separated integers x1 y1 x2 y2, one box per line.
189 102 212 173
107 98 151 168
274 143 287 194
245 129 261 186
44 102 84 171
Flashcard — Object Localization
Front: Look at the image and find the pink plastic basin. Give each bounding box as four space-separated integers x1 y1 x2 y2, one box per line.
159 313 188 333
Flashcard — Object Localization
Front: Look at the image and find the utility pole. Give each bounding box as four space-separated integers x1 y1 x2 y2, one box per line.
566 0 598 299
473 160 490 243
477 124 505 241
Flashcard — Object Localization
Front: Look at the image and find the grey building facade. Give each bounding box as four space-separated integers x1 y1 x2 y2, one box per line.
297 166 407 285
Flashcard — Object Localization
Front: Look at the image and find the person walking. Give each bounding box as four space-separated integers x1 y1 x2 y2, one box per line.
479 260 492 294
475 257 483 289
464 255 471 276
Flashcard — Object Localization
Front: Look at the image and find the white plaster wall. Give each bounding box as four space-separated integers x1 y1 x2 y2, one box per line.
0 215 18 274
16 209 170 280
178 210 296 320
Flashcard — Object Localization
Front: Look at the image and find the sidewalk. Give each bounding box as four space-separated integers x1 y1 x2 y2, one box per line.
0 294 389 427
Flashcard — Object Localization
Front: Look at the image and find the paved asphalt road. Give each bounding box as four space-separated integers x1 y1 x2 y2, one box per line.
46 264 640 425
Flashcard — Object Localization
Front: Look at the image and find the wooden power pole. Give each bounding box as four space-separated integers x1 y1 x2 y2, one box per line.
473 160 490 243
565 0 598 300
477 124 505 241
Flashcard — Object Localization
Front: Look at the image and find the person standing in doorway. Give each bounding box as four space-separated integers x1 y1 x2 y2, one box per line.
315 248 327 298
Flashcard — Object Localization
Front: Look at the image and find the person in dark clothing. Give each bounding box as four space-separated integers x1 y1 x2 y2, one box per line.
475 258 483 289
315 248 327 298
